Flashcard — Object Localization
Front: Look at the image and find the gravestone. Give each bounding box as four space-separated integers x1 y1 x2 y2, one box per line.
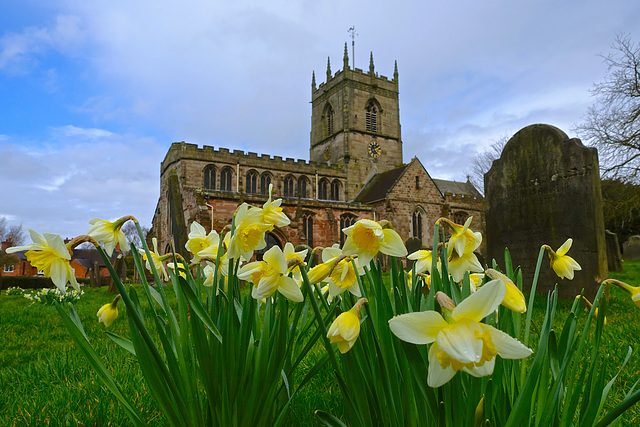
485 124 607 299
605 230 623 272
623 235 640 261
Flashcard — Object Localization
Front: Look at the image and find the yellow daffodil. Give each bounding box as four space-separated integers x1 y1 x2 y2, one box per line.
97 295 121 327
468 273 484 292
408 249 434 274
283 242 308 280
448 249 483 283
484 269 526 313
262 184 291 228
87 217 132 256
543 238 582 280
327 298 368 354
227 203 272 260
389 280 533 387
7 229 79 292
320 245 363 297
185 221 220 262
168 261 188 280
307 254 341 285
237 246 303 302
603 279 640 309
342 219 408 266
138 237 169 281
438 216 482 257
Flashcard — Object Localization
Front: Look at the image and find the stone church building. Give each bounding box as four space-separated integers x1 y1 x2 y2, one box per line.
151 46 483 258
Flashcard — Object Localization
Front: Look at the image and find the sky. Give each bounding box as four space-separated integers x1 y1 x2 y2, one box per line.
1 0 639 241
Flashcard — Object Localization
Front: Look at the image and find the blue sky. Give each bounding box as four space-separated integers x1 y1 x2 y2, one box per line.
1 0 640 240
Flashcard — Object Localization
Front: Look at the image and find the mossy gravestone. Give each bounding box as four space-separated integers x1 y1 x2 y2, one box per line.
485 124 607 299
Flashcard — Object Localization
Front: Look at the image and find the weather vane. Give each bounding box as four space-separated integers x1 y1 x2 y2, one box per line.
348 26 358 69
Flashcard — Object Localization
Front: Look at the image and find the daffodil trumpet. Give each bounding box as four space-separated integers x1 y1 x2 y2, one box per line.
602 278 640 308
542 239 582 280
327 298 368 354
97 294 122 327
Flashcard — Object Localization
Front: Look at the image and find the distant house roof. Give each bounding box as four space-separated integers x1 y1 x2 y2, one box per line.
432 179 482 198
353 164 410 203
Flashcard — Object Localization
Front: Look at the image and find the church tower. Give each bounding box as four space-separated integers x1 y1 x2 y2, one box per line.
310 44 403 201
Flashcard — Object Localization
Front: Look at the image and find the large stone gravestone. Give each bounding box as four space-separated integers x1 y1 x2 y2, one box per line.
485 124 607 299
605 230 623 272
622 235 640 261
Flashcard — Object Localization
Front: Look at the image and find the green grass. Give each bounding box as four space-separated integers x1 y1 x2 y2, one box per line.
1 262 640 425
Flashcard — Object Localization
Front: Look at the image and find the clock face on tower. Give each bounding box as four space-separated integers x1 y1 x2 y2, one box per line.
323 145 332 161
367 141 382 158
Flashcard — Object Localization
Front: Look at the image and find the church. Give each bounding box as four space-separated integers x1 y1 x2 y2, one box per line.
150 45 484 258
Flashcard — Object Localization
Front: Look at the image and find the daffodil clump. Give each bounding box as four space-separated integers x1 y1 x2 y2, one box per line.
23 193 639 427
24 287 84 305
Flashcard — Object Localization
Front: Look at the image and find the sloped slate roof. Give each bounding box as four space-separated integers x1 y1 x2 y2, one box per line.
432 179 482 198
353 164 410 203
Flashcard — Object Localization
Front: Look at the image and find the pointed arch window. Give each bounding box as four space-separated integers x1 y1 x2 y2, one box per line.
298 176 309 198
260 172 272 195
330 179 341 201
412 210 423 240
325 104 334 136
220 167 233 191
318 178 329 200
366 101 378 132
302 213 314 248
203 165 216 190
284 175 295 198
246 170 258 194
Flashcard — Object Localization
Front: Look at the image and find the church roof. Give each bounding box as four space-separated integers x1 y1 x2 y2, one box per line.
353 164 410 203
432 179 482 198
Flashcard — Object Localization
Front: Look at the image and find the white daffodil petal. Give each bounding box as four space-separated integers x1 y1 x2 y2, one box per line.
427 344 457 388
389 312 448 345
486 325 533 359
453 279 505 322
348 283 362 297
50 260 68 292
464 357 495 378
556 238 573 256
381 229 408 257
436 321 483 364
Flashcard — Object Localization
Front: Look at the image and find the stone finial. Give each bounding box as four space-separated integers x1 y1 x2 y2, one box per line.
369 52 375 75
343 42 349 70
394 60 399 82
312 71 316 91
326 57 332 81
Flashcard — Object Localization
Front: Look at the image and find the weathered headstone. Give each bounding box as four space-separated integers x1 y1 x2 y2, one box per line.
622 235 640 261
485 124 607 299
605 230 623 272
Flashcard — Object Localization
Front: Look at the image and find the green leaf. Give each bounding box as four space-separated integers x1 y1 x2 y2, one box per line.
315 410 348 427
105 331 136 355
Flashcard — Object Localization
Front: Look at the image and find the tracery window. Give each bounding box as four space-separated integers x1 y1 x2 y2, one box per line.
365 101 378 132
318 179 329 200
203 165 216 190
246 170 258 194
325 104 334 135
260 172 272 195
302 214 314 248
298 177 309 198
412 210 423 240
220 167 233 191
330 180 341 201
284 175 295 198
340 214 357 246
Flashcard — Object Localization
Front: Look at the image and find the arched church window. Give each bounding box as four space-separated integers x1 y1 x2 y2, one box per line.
260 172 272 195
319 178 329 200
298 176 309 198
203 165 216 190
324 103 334 136
256 232 282 261
340 214 357 246
246 170 258 194
302 213 314 248
220 167 233 192
412 210 423 241
284 175 295 198
454 211 469 226
366 101 378 132
330 179 341 201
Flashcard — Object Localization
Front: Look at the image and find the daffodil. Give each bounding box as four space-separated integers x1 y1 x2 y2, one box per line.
227 203 272 260
342 219 408 266
603 279 640 309
408 249 433 274
321 245 364 297
138 237 169 281
389 280 533 387
438 216 482 257
283 242 308 281
87 217 132 256
237 246 303 302
97 295 121 327
327 298 368 354
7 229 79 292
448 249 483 283
168 261 188 280
185 221 220 262
484 269 526 313
262 184 291 228
543 238 582 280
581 296 607 324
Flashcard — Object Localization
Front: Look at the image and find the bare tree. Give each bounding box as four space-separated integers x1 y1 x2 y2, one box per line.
465 135 509 195
122 221 149 251
575 34 640 182
0 218 27 246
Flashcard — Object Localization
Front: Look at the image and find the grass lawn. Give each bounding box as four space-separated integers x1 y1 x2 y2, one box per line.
1 263 640 425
